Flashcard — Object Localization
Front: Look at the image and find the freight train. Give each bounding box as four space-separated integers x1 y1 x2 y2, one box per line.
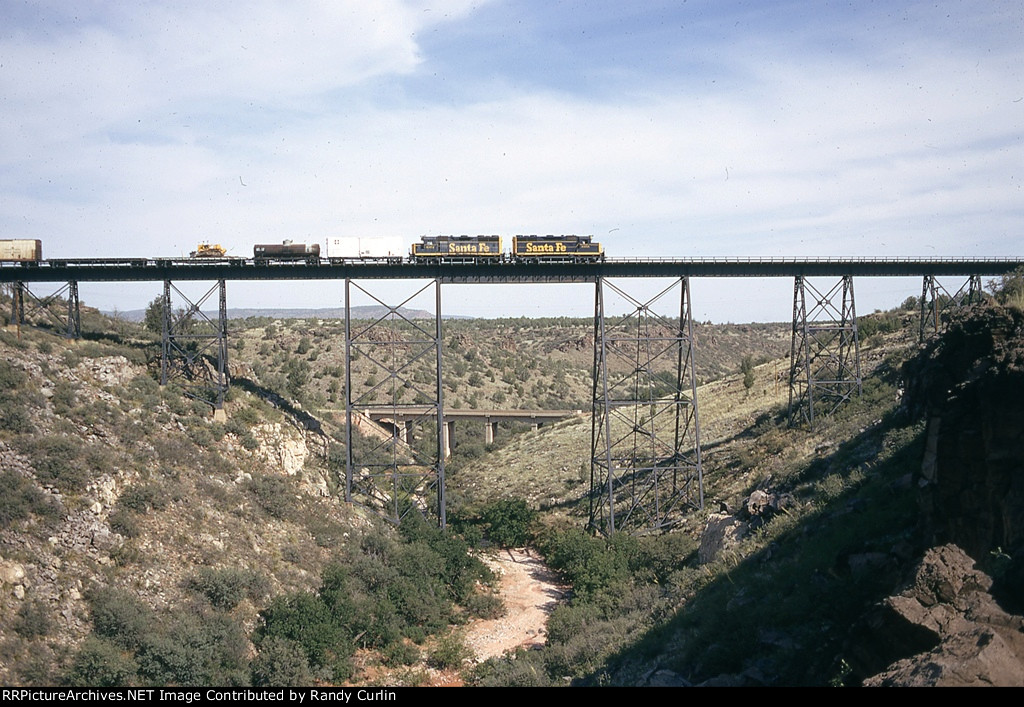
1 235 604 266
256 235 604 264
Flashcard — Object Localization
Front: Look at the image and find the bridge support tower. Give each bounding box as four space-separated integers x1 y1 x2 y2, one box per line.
590 277 704 535
344 279 447 528
919 274 984 342
159 280 229 415
788 275 862 426
8 281 81 338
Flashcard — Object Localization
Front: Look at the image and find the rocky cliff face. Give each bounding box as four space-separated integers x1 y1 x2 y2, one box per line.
902 303 1024 605
850 303 1024 686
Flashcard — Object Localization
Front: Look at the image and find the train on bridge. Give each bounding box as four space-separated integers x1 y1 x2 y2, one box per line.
0 235 604 266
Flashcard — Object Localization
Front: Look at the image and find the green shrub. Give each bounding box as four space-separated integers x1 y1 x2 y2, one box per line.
136 610 249 686
251 636 312 687
86 587 153 651
539 528 632 600
50 381 78 415
257 592 351 673
65 636 139 687
13 434 90 494
247 474 293 520
14 598 54 639
188 567 268 610
428 632 471 670
480 498 536 547
0 469 62 526
117 482 169 513
382 640 421 667
472 649 551 687
465 591 505 620
741 355 756 390
108 509 141 538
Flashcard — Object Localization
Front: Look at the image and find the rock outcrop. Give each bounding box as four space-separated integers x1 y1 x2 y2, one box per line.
851 303 1024 686
902 303 1024 607
855 544 1024 687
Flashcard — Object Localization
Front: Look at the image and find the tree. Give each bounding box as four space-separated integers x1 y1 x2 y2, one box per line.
740 355 756 390
481 498 536 548
143 296 165 334
992 266 1024 309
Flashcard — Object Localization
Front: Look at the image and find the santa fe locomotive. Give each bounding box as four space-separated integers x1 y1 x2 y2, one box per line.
409 234 603 263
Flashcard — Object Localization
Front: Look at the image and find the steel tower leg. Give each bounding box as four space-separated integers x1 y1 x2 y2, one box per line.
6 281 81 338
66 281 81 339
160 280 171 386
788 275 862 426
10 282 24 329
590 277 704 535
158 280 229 413
919 274 985 342
344 279 446 529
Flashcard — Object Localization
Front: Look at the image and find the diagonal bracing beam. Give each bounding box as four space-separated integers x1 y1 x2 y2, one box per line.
919 274 984 342
344 279 447 528
590 277 704 535
159 280 229 413
788 275 862 426
8 281 81 338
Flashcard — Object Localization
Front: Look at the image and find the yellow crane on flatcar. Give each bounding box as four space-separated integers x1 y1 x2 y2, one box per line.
190 243 227 258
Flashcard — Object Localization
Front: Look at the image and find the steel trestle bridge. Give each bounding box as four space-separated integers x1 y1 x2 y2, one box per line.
0 255 1019 282
3 255 1021 533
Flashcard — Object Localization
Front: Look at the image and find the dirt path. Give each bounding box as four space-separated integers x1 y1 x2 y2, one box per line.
464 548 567 661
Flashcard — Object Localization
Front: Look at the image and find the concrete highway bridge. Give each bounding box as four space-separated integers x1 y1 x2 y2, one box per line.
358 406 584 458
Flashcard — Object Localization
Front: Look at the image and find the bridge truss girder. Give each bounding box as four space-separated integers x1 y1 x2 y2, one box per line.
8 281 81 339
590 277 704 535
344 279 446 528
919 274 984 342
159 280 229 412
788 275 862 426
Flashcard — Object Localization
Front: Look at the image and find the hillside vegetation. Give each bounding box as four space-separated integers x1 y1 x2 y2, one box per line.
1 284 1018 686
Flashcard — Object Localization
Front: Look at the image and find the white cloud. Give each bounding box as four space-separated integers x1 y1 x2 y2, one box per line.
1 1 1021 319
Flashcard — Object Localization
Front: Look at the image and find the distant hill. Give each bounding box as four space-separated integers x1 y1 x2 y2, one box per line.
108 305 450 322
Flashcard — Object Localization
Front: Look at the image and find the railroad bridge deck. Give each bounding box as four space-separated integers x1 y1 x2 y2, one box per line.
1 256 1022 283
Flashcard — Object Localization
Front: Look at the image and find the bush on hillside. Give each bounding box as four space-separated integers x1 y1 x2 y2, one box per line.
480 498 536 548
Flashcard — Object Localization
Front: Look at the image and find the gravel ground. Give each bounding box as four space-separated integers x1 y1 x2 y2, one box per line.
464 548 567 661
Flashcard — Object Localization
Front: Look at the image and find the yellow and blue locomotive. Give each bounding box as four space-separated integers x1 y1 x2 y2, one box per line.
409 234 603 263
511 234 603 262
410 235 503 261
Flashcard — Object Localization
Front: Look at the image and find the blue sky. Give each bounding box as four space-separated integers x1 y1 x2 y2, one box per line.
1 0 1021 320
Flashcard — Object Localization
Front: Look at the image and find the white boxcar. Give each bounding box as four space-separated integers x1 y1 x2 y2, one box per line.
324 237 405 259
0 239 42 262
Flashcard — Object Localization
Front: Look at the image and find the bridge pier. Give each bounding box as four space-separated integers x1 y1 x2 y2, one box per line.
788 275 861 426
345 278 447 528
7 281 81 338
484 418 498 445
159 279 229 414
8 281 22 329
920 274 984 342
590 277 704 535
443 420 456 459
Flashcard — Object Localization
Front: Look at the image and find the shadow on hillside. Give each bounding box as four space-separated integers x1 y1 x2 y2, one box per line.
576 407 927 686
232 376 324 434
